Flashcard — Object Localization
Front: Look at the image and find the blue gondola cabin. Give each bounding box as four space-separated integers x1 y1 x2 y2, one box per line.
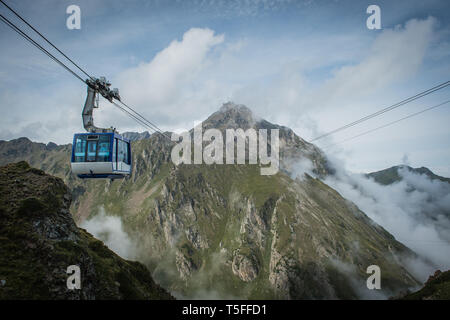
71 132 131 179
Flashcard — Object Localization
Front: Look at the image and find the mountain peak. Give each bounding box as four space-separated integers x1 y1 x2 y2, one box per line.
219 101 253 115
203 102 260 131
196 102 332 177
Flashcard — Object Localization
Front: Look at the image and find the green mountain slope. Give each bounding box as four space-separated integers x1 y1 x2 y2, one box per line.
0 103 421 299
0 161 173 300
400 270 450 300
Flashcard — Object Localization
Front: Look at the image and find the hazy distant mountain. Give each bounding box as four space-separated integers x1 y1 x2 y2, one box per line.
367 165 450 186
122 131 151 141
0 102 421 299
0 137 72 178
366 165 450 238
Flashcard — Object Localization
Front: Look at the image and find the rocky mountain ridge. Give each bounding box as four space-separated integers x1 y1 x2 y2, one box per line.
122 131 152 141
0 103 424 299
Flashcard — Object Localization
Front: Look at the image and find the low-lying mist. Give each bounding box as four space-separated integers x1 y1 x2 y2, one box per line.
326 161 449 282
290 155 450 283
80 207 137 260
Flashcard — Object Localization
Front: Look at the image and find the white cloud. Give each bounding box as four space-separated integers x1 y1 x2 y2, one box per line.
112 28 224 127
233 17 436 131
80 207 137 260
324 161 450 282
0 83 84 144
319 18 436 107
330 258 389 299
286 155 315 181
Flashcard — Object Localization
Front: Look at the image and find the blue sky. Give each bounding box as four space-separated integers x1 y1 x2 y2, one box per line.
0 0 450 175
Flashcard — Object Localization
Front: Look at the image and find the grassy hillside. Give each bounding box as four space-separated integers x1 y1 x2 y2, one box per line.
401 270 450 300
0 105 423 299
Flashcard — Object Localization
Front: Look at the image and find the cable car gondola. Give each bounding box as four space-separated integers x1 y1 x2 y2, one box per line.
0 2 171 180
71 132 131 179
70 77 132 179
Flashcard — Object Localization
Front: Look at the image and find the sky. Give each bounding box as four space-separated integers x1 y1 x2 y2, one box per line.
0 0 449 176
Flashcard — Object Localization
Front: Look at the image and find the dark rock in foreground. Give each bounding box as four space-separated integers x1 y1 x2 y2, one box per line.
0 161 173 300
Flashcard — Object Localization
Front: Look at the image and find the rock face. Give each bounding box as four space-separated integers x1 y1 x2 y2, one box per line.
232 253 259 282
0 161 173 300
0 103 422 299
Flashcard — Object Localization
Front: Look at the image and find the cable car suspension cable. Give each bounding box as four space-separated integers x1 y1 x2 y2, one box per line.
115 100 171 140
324 99 450 149
0 5 170 140
0 13 85 83
310 80 450 142
0 0 93 80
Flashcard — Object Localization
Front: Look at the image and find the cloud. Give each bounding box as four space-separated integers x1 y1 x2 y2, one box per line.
119 27 224 103
318 18 436 107
324 160 450 282
112 28 224 128
233 17 436 128
402 153 410 166
330 258 389 300
175 0 310 18
80 207 137 260
0 83 84 144
284 155 316 181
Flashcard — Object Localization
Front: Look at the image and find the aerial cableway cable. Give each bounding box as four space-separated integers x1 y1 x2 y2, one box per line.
0 0 93 80
311 80 450 142
0 13 152 134
111 101 168 137
115 100 171 140
0 13 85 83
325 99 450 148
0 2 170 140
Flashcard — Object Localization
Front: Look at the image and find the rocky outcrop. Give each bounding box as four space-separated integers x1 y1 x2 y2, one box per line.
0 161 173 300
399 269 450 300
232 253 259 282
175 251 198 280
